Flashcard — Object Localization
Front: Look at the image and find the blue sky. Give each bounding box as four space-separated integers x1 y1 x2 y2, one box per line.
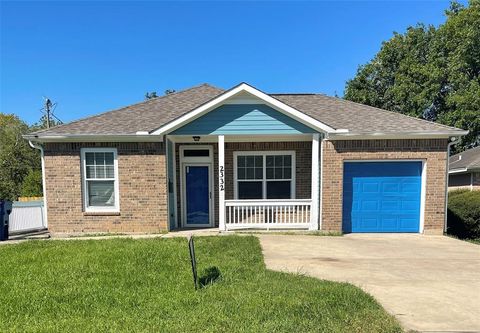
1 1 458 125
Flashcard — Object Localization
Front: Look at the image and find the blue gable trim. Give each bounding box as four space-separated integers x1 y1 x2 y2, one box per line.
171 104 316 135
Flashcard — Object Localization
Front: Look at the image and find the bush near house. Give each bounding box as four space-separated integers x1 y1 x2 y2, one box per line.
0 236 401 332
447 190 480 241
20 169 43 197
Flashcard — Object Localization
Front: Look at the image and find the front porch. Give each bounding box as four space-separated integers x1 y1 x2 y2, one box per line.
225 199 313 230
166 134 322 231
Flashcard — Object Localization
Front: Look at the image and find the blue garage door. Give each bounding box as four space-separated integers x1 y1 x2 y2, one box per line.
343 162 422 233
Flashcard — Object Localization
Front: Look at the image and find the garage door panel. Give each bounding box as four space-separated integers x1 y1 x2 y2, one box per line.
402 182 421 194
383 182 400 193
360 218 379 229
402 200 418 211
400 218 418 229
343 162 422 233
362 182 380 193
381 217 397 229
361 200 379 210
381 200 400 211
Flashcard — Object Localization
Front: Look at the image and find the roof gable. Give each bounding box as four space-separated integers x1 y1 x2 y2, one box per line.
152 83 340 135
172 104 316 135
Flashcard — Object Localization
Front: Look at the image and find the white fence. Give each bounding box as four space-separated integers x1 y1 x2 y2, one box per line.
9 201 46 234
224 199 312 230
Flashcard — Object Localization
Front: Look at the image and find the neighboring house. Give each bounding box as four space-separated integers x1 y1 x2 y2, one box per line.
24 83 468 235
448 147 480 191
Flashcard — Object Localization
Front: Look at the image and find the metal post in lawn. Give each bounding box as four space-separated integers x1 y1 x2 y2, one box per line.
188 235 198 290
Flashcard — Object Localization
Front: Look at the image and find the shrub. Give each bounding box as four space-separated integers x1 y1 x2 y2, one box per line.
20 169 43 197
447 190 480 240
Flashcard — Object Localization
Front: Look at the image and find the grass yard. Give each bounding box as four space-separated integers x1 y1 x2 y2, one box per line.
0 236 401 332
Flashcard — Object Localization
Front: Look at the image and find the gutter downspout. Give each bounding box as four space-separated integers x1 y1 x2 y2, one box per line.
28 141 48 228
444 137 460 233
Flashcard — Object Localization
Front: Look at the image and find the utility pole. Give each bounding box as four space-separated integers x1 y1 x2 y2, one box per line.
44 97 53 129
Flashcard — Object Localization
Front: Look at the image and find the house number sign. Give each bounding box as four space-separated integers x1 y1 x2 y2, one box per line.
219 165 225 191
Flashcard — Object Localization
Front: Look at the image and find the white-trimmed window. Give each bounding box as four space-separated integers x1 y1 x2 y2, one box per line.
81 148 119 212
234 151 295 200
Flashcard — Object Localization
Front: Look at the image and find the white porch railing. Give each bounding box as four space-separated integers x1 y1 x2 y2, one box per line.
224 199 312 230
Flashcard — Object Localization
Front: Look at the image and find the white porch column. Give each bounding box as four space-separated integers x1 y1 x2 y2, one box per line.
310 133 320 230
218 135 226 231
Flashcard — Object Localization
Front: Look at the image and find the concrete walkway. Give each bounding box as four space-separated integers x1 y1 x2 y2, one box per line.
259 234 480 332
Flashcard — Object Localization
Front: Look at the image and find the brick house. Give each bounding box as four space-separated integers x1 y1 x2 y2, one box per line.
25 83 468 235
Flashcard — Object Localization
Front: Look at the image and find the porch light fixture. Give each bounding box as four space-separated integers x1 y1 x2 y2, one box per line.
192 136 201 142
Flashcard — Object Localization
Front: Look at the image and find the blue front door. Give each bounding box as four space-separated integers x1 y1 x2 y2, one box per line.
343 162 422 233
185 165 210 226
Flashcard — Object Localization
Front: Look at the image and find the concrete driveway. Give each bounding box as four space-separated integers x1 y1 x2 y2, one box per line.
259 234 480 332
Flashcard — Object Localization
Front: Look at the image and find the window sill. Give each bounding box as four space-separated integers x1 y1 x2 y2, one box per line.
83 211 120 216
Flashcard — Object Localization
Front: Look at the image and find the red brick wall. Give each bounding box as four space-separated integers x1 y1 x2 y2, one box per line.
44 142 168 234
44 138 449 234
321 139 449 234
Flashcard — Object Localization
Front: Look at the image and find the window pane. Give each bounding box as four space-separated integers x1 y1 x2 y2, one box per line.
105 165 115 178
238 167 246 180
88 181 115 206
255 167 263 179
266 156 274 167
266 167 274 179
184 149 209 157
275 155 283 166
255 156 263 167
246 168 254 179
238 181 262 199
104 152 114 166
267 181 291 199
95 152 105 166
86 152 95 165
238 156 245 167
95 166 106 178
284 167 291 179
246 156 255 167
284 155 291 166
86 165 95 178
274 167 283 179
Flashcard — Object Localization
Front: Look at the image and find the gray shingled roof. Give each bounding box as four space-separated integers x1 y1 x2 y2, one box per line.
29 84 224 136
273 94 463 134
27 83 466 138
449 147 480 171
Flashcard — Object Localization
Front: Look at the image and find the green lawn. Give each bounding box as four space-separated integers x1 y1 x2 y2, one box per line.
0 236 401 332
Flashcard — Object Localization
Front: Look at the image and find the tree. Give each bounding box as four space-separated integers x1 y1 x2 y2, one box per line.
20 169 43 197
145 89 176 99
0 114 41 200
344 0 480 152
145 91 158 100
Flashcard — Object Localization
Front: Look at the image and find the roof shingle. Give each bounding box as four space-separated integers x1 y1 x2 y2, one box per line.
28 83 466 138
449 147 480 171
273 94 462 134
30 83 224 136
